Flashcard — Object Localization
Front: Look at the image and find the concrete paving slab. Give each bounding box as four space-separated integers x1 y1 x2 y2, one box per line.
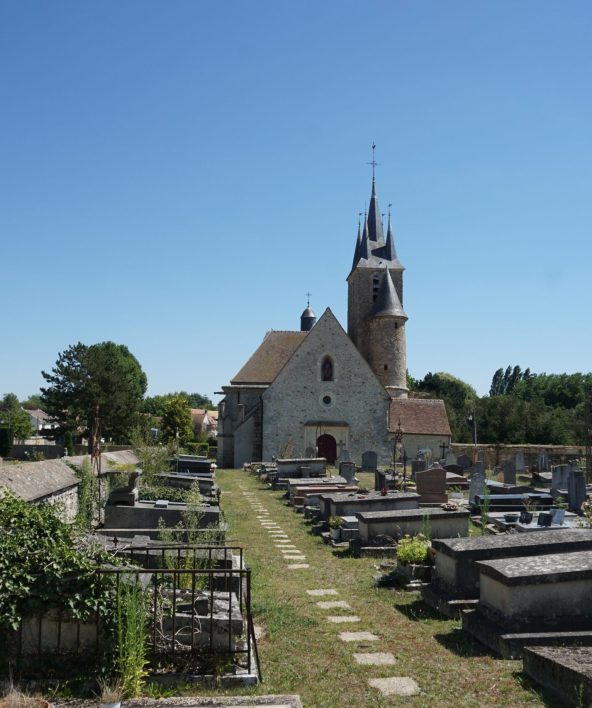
354 652 396 666
326 615 360 623
316 601 352 610
306 589 338 596
368 677 420 696
287 563 310 569
338 631 379 642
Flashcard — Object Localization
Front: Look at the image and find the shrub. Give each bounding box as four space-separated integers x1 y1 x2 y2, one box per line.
328 516 343 529
396 534 431 566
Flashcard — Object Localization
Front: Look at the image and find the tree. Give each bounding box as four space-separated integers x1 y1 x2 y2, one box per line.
415 372 478 442
144 391 214 417
0 393 32 441
41 341 148 447
20 393 43 409
159 395 194 447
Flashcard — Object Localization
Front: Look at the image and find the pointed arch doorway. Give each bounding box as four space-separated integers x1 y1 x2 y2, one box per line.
316 434 337 464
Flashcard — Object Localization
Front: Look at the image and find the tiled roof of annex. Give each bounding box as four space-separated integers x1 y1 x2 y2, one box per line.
389 397 451 436
230 330 308 385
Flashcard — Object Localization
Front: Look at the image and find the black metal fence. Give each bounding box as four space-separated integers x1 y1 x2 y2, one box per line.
5 546 260 682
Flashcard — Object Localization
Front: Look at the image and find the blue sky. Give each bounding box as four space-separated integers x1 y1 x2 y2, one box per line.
1 1 591 405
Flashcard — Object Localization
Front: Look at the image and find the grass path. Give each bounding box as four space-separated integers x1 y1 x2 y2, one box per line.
204 470 557 707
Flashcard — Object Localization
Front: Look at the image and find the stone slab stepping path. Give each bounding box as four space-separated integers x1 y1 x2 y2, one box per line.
287 563 310 569
315 600 351 610
326 615 360 623
354 652 396 666
368 677 420 697
338 631 379 642
306 589 338 597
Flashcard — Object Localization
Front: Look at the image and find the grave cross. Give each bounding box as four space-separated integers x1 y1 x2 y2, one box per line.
440 441 449 460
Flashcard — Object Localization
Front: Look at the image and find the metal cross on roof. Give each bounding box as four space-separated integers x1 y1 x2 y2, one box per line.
305 291 311 306
367 142 380 179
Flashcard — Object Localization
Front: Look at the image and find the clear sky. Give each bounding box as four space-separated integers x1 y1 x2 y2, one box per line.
1 1 591 405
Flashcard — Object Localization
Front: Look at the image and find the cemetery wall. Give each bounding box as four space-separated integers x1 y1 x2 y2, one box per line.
404 434 450 464
451 443 584 469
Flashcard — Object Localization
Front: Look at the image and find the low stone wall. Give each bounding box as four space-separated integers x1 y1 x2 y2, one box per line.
451 443 584 469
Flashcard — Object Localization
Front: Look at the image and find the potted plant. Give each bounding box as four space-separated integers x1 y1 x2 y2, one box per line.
328 515 343 541
98 680 123 708
395 534 433 583
0 688 50 708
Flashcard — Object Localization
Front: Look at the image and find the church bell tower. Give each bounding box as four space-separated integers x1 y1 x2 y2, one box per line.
347 153 408 398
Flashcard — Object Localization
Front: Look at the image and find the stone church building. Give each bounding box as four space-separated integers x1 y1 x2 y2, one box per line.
217 175 451 468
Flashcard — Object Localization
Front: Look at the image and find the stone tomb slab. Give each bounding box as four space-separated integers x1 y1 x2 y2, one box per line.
318 491 419 521
428 530 592 601
523 645 592 706
476 550 592 628
356 507 469 544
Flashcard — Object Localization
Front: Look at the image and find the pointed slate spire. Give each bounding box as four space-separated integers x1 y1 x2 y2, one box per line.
384 210 397 261
351 220 362 270
367 177 385 245
367 267 407 319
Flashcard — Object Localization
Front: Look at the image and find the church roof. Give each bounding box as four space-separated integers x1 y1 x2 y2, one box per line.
367 268 407 319
350 177 404 274
389 398 451 436
231 330 308 385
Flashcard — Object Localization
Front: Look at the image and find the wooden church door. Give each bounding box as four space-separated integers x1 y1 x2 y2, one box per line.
316 434 337 464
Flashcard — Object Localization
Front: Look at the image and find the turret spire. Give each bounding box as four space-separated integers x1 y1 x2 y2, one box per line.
368 267 407 319
384 205 397 261
366 145 384 244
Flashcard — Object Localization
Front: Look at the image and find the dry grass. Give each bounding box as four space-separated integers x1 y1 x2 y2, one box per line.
181 469 559 707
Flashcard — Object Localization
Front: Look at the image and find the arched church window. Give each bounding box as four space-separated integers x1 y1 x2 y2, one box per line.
372 274 380 302
321 355 334 381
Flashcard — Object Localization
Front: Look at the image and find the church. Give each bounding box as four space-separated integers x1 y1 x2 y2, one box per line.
217 170 451 468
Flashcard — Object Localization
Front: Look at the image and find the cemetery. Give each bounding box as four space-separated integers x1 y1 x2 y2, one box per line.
3 444 592 705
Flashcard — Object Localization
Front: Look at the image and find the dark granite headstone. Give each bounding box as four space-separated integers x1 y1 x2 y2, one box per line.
361 450 378 472
503 460 516 486
457 454 471 470
568 469 586 512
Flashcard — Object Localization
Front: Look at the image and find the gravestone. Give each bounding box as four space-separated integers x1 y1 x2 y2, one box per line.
445 450 457 467
411 459 427 476
477 449 485 463
305 446 315 458
503 460 516 486
515 452 525 473
338 449 351 463
457 454 471 470
415 465 447 504
361 451 378 472
468 464 486 506
552 464 571 495
538 453 549 473
568 469 586 512
339 461 357 484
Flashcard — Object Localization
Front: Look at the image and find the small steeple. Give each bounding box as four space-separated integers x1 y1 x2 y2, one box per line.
366 145 385 245
300 294 317 331
367 267 407 319
384 207 397 261
351 219 362 270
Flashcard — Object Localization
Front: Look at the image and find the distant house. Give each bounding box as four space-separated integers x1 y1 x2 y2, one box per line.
191 408 218 439
0 459 80 522
24 408 59 436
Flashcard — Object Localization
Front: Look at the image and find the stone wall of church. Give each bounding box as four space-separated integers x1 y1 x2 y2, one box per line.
217 385 265 468
261 311 394 466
